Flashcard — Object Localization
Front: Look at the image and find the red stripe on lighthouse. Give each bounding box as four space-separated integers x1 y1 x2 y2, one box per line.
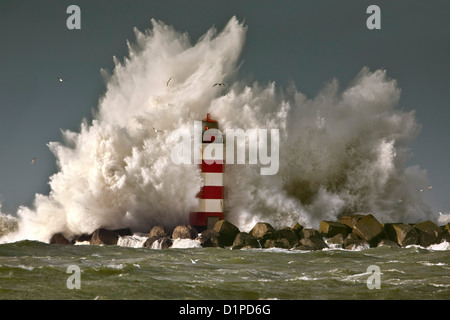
197 186 223 199
201 160 223 173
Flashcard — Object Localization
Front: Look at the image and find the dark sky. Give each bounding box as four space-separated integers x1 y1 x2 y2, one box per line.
0 0 449 216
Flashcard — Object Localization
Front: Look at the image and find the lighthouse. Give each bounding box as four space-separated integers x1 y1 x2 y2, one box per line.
189 113 224 231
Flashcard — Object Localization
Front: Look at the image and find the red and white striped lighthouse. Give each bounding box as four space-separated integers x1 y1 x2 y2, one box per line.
189 113 224 231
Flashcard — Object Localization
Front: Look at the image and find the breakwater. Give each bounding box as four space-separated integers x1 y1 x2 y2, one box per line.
50 214 450 250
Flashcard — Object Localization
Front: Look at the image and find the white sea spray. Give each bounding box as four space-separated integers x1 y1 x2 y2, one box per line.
2 17 434 243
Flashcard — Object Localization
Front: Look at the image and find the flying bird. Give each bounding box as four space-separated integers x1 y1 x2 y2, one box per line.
153 127 163 133
30 158 37 164
213 83 226 87
166 77 172 87
428 186 433 190
57 77 66 83
190 259 199 264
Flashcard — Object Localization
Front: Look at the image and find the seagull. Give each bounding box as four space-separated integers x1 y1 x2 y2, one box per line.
428 186 433 190
213 83 226 87
30 158 37 164
166 77 172 87
439 212 443 216
190 259 199 264
57 77 65 82
153 127 163 133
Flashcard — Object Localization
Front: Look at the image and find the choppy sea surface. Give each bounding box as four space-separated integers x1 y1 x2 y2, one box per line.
0 237 449 300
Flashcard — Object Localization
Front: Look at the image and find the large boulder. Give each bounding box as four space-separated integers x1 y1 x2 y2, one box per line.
250 222 276 243
413 220 443 247
352 214 384 246
144 236 172 249
50 233 72 245
264 238 291 249
298 228 321 239
377 239 400 248
291 223 304 237
275 227 298 247
172 225 198 239
199 229 222 248
143 236 158 248
338 214 365 229
344 233 369 250
149 225 170 239
232 232 260 250
295 237 328 251
441 233 450 243
319 221 351 238
384 223 419 247
213 220 240 247
73 233 92 243
444 223 450 234
326 233 345 247
90 228 119 245
112 228 132 236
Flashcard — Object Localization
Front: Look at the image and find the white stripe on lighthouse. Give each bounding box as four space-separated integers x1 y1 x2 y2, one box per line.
201 172 223 187
197 199 223 213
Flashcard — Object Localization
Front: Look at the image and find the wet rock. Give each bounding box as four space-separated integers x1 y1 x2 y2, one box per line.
161 237 173 248
149 225 170 239
413 220 443 247
384 223 419 247
298 228 321 239
352 214 384 246
73 233 92 243
112 228 132 237
213 220 240 247
90 228 119 245
319 221 351 238
441 233 450 243
172 225 198 240
250 222 276 243
275 227 298 247
377 239 400 248
144 236 172 249
291 223 304 236
200 229 222 247
295 237 328 251
49 233 71 245
327 233 345 247
338 214 365 229
232 232 260 250
344 233 369 250
143 236 158 248
443 222 450 234
264 238 291 249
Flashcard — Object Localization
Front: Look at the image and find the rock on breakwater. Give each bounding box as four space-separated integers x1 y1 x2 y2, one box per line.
48 214 450 251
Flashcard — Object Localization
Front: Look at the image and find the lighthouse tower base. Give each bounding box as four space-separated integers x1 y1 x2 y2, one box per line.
189 212 223 232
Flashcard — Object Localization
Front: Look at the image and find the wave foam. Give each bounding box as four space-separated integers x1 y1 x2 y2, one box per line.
1 17 435 243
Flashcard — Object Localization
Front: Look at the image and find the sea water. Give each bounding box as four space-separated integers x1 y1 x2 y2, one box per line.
1 238 448 300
